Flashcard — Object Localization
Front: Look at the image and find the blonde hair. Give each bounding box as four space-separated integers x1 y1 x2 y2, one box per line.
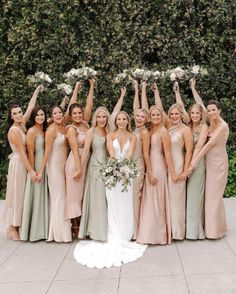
168 103 184 118
188 103 206 127
149 105 164 127
114 111 132 132
135 108 150 123
92 106 111 133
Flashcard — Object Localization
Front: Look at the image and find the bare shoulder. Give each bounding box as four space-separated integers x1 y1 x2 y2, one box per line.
199 123 208 132
27 127 37 139
46 124 57 137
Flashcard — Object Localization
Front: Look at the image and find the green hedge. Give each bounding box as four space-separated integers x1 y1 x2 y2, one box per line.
0 0 235 196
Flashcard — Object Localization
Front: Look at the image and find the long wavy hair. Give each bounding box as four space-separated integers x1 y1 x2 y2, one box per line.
114 111 132 133
188 103 206 128
7 101 22 132
28 105 48 132
92 106 111 133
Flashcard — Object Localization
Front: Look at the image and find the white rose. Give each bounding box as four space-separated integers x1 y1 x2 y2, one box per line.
170 72 177 81
192 65 200 75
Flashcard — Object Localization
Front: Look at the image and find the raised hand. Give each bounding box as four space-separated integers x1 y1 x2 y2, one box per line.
120 86 126 96
173 81 179 92
37 84 44 92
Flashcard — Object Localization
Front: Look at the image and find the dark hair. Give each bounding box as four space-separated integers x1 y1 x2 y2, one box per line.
207 100 221 110
69 103 84 116
28 105 48 132
50 105 64 117
7 101 21 131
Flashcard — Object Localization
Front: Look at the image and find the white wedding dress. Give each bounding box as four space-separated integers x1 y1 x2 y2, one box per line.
74 138 147 268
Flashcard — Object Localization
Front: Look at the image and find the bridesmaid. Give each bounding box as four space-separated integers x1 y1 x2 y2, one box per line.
20 106 49 241
38 105 72 242
131 81 150 239
189 100 229 239
167 99 193 240
64 80 94 237
79 87 127 241
137 84 176 245
185 79 208 239
5 85 42 240
79 107 111 241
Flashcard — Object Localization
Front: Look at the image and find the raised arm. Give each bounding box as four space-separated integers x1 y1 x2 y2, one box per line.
8 129 37 181
141 129 158 185
133 80 140 115
141 81 149 111
110 87 126 131
84 79 95 122
81 128 93 166
173 82 190 124
64 81 82 123
190 78 207 112
152 83 168 123
60 95 69 110
23 85 43 124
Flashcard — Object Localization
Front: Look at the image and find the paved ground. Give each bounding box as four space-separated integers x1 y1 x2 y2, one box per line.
0 198 236 294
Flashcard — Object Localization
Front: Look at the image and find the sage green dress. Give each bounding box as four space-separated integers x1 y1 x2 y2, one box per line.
79 130 108 241
186 130 205 240
20 133 49 241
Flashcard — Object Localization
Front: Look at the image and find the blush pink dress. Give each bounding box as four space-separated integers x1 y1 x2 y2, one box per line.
5 127 27 228
47 131 72 242
65 126 87 219
204 122 229 239
137 130 171 244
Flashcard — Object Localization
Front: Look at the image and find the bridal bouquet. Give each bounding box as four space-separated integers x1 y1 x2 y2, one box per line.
98 158 139 192
57 83 73 95
63 67 97 86
28 71 52 87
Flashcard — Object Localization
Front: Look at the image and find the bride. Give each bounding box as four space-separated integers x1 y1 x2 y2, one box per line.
74 111 147 268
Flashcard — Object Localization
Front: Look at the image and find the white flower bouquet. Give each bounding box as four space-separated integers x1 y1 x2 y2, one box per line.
98 158 139 192
189 65 208 78
57 83 73 95
27 71 52 87
166 67 189 82
113 70 132 87
63 67 97 86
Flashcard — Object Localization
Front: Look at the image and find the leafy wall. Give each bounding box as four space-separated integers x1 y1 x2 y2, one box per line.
0 0 235 196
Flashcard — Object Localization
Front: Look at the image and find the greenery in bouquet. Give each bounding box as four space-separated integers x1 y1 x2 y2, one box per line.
98 157 139 192
188 65 209 79
113 70 132 88
165 66 189 83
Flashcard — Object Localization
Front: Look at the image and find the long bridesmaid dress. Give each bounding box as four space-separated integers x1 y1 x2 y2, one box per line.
132 128 145 239
65 126 87 219
79 129 108 241
20 133 49 241
5 127 27 229
47 131 72 242
186 130 205 240
204 123 229 239
137 130 171 244
168 126 186 240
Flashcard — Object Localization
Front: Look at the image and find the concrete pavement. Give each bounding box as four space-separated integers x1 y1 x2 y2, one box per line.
0 198 236 294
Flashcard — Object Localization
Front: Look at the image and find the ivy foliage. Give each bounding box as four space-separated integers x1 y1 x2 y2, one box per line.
0 0 235 196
